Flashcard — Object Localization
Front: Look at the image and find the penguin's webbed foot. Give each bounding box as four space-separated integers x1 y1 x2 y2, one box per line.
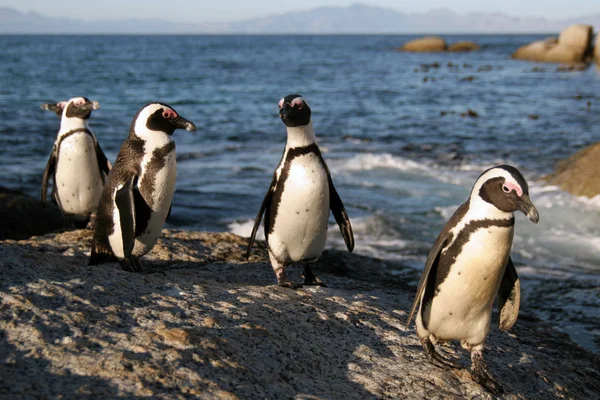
302 264 327 287
120 257 142 273
470 348 504 395
275 269 302 290
421 337 460 370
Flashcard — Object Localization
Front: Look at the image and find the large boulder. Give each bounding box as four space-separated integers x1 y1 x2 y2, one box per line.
448 41 481 52
512 24 594 64
399 36 447 52
595 34 600 65
545 142 600 198
0 229 599 398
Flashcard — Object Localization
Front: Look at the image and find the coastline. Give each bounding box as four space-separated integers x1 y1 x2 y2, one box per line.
1 228 598 399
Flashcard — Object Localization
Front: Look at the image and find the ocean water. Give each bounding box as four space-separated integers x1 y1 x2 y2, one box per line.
0 34 599 282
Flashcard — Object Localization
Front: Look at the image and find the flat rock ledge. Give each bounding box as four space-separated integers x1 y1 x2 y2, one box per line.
1 230 599 399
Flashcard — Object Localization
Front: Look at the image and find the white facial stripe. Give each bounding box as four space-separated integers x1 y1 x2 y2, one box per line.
471 168 522 199
133 103 175 143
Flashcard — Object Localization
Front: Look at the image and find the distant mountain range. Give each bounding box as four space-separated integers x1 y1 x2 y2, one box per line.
1 4 599 34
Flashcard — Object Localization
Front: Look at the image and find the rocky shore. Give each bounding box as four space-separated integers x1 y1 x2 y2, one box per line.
1 229 599 399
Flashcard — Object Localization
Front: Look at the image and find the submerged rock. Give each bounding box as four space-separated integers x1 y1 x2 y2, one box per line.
0 186 71 240
545 142 600 198
399 36 447 52
0 229 599 399
512 24 594 64
448 41 481 52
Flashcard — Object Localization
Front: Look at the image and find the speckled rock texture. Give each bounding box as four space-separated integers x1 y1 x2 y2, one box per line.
1 229 599 399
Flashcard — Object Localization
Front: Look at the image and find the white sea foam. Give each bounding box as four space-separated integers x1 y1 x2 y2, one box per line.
329 153 429 173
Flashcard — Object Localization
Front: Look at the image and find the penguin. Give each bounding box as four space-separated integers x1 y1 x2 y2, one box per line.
41 97 111 228
89 102 196 271
246 94 354 289
405 165 539 394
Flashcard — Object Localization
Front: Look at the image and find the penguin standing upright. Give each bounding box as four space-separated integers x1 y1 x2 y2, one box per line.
405 165 539 394
90 102 196 271
41 97 111 227
247 94 354 288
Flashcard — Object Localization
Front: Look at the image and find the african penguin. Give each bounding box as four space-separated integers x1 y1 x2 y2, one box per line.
405 165 539 394
41 97 111 228
247 94 354 289
89 102 196 271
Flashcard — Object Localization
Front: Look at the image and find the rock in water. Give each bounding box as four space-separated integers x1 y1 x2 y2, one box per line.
512 24 594 64
448 41 481 52
545 142 600 198
595 34 600 66
399 36 447 52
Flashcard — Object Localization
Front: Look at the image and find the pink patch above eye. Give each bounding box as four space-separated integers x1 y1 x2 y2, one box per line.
278 98 285 109
503 182 523 196
74 98 85 106
163 109 178 119
291 98 304 108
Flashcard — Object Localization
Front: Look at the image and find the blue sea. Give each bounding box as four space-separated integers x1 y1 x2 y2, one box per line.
0 34 599 281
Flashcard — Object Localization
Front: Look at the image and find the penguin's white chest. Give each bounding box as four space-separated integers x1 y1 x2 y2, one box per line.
425 225 514 344
54 132 104 219
269 153 330 262
132 147 177 257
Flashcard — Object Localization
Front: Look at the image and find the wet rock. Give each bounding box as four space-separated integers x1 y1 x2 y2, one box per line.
512 24 594 64
556 63 588 72
0 186 71 240
477 65 493 72
544 142 600 198
399 36 447 52
0 229 599 398
448 41 481 52
460 75 476 82
460 109 479 118
528 114 540 120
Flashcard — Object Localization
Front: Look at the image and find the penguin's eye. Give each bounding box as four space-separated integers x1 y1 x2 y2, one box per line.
162 109 178 119
502 185 511 193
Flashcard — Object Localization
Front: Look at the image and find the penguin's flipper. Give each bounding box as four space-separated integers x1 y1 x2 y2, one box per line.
406 236 447 328
115 176 137 259
497 256 520 331
405 202 469 328
41 146 57 205
328 177 354 252
246 175 276 258
95 141 112 179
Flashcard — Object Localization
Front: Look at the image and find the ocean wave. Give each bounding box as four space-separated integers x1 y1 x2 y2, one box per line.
329 153 430 173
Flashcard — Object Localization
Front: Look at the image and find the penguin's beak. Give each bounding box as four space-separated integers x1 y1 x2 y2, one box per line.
516 194 539 223
170 116 197 132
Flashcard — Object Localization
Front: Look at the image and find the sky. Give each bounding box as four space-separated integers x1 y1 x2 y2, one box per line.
1 0 598 23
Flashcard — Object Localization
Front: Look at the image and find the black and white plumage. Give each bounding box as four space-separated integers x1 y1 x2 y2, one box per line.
89 102 196 271
247 94 354 289
405 165 539 394
41 97 110 227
